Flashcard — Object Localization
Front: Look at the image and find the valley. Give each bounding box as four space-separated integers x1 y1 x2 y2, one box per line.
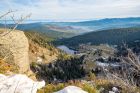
1 0 140 92
0 17 140 93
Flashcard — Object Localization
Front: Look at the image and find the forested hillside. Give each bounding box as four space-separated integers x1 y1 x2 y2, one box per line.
55 27 140 48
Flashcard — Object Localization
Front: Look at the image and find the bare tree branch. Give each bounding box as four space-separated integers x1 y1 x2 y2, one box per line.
0 13 32 37
11 14 17 24
0 10 17 19
102 49 140 92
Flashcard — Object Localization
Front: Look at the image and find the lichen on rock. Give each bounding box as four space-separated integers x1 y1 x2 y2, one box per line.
0 74 45 93
0 29 30 73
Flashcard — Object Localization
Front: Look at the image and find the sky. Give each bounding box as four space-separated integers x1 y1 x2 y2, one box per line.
0 0 140 22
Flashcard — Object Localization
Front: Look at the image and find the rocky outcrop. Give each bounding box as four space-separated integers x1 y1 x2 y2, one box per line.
0 74 45 93
0 29 30 73
54 86 88 93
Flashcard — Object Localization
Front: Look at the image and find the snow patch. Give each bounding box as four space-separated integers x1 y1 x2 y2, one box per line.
37 57 43 63
54 86 88 93
96 61 120 67
0 74 45 93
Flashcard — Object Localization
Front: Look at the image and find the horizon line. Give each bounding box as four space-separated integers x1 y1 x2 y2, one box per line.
0 16 140 23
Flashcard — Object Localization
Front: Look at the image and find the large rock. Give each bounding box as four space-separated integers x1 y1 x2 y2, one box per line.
54 86 88 93
0 74 45 93
0 29 30 73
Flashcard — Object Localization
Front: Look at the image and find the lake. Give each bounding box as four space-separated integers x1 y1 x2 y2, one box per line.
57 45 77 55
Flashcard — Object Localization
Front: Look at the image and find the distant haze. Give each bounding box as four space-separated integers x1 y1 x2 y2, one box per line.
0 0 140 22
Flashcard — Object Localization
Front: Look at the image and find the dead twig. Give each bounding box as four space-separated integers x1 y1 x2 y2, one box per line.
0 10 17 19
0 13 31 37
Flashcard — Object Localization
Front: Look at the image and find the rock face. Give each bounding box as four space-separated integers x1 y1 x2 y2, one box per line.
54 86 88 93
0 29 30 73
0 74 45 93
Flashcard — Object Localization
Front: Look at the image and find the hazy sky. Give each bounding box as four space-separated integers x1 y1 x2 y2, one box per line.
0 0 140 22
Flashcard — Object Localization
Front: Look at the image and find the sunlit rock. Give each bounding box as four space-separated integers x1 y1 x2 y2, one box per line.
0 74 45 93
54 86 88 93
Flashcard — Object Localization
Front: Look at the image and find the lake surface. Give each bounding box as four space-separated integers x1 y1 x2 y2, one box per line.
57 45 76 55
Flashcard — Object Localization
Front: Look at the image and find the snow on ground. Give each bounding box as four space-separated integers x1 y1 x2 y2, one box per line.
0 74 45 93
54 86 88 93
96 61 120 67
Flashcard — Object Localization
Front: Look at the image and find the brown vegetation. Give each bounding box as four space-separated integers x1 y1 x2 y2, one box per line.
0 58 19 74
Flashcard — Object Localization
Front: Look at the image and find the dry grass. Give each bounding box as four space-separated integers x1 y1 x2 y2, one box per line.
37 80 98 93
0 58 19 74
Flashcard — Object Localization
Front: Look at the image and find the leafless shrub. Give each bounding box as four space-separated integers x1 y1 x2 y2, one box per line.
0 10 31 37
103 49 140 92
0 10 16 19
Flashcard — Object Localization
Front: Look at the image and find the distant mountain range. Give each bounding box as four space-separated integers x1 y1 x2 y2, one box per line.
1 17 140 39
50 17 140 31
0 23 76 39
